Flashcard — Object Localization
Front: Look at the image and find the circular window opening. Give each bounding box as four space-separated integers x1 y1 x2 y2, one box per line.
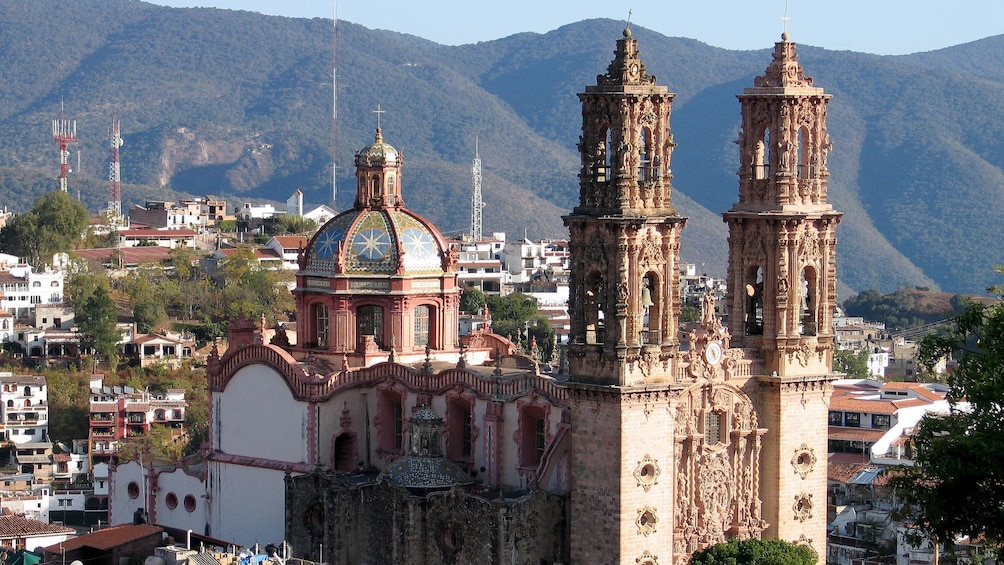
165 492 178 509
184 495 197 512
639 463 656 483
127 482 140 499
639 511 655 526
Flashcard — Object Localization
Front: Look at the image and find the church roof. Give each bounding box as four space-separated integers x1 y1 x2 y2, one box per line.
379 455 474 490
303 200 449 276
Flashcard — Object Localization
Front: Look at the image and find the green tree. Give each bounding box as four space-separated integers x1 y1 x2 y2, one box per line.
45 369 91 442
268 214 318 236
888 298 1004 549
834 349 870 378
0 190 88 267
219 246 294 322
76 285 123 368
689 538 817 565
486 292 555 358
460 286 487 313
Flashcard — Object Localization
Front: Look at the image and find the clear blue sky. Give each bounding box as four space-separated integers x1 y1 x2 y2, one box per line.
147 0 1004 55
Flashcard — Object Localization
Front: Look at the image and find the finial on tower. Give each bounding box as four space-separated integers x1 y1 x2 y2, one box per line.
372 104 386 133
781 0 791 40
624 9 633 37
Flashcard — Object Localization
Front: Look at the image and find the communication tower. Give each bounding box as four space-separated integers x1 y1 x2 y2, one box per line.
108 119 123 219
52 106 77 193
469 137 485 241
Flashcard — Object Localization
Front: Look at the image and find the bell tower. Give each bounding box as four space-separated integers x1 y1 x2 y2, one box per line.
724 33 840 547
565 28 685 564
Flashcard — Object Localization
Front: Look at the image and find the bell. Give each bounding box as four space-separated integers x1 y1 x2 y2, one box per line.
641 286 654 308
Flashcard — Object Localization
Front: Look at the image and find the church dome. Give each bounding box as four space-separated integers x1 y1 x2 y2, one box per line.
355 128 398 166
303 207 450 276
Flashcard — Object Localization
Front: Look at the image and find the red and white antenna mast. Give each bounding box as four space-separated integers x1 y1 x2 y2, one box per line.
52 103 77 193
108 119 123 219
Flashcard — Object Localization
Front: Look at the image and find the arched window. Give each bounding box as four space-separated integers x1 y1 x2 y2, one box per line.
314 304 329 348
5 400 12 408
32 281 40 288
370 175 381 199
745 266 764 336
387 174 396 198
584 272 606 344
414 305 430 348
800 266 818 336
797 126 811 179
23 386 30 397
358 305 384 348
638 128 652 181
641 272 660 345
754 129 770 180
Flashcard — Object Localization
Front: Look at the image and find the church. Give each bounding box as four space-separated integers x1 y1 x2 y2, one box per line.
108 27 840 565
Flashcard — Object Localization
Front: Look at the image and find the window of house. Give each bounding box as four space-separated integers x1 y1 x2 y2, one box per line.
314 304 328 348
828 411 843 426
173 409 182 419
844 412 861 427
872 414 891 429
414 305 430 348
23 386 30 397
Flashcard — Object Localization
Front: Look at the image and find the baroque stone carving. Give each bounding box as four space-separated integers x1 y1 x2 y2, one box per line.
790 444 817 479
793 493 813 522
636 505 659 537
633 454 661 492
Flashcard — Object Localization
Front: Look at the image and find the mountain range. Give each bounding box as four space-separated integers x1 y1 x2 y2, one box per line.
0 0 1001 296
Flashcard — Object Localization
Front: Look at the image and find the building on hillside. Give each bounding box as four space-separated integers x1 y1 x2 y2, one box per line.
128 201 204 230
0 264 64 323
88 380 187 467
451 233 507 294
119 229 198 249
107 29 839 564
265 235 308 270
0 374 48 445
120 327 196 368
304 204 336 226
13 441 53 482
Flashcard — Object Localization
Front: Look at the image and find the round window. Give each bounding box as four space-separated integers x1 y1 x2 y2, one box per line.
165 492 178 509
184 495 197 512
127 482 140 499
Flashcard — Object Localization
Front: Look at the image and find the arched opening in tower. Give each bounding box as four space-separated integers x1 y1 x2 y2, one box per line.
744 266 764 336
641 272 660 345
584 271 606 344
799 266 818 336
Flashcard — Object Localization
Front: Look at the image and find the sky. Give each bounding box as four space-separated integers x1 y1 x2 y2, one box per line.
145 0 1004 55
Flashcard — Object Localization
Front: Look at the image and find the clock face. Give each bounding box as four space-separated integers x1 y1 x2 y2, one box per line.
630 63 639 75
401 228 436 260
351 228 391 261
705 342 724 365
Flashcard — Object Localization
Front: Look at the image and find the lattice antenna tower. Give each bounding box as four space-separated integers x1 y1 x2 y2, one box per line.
52 103 77 193
470 136 485 241
331 0 338 212
108 119 123 219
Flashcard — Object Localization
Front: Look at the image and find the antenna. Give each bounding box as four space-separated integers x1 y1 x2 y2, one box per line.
108 118 123 221
52 102 77 193
332 0 338 212
470 136 485 241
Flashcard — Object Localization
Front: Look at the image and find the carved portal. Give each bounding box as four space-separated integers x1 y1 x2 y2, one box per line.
673 383 765 560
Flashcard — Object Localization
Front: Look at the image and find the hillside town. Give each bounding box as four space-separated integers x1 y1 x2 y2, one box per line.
0 16 992 565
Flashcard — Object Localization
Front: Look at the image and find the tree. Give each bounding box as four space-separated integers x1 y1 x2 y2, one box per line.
76 284 123 368
0 190 88 267
887 298 1004 549
689 538 817 565
486 292 556 358
460 286 487 313
834 349 870 378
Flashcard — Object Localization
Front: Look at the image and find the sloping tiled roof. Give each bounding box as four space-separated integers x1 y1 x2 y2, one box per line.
273 236 307 249
44 524 163 552
0 514 74 537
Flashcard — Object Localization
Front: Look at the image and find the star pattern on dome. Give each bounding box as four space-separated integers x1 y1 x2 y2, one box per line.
352 228 391 261
401 228 436 260
314 227 345 260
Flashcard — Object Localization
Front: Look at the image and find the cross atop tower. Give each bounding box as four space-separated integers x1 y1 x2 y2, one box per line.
372 104 386 130
782 0 791 36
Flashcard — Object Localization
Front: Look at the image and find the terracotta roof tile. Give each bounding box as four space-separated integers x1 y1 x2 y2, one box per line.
44 524 163 552
0 514 74 537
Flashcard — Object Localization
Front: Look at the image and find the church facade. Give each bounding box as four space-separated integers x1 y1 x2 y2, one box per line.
108 28 839 565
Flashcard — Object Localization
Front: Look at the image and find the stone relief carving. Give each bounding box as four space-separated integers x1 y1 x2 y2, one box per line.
793 493 813 522
636 505 658 537
791 444 817 479
634 454 661 492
